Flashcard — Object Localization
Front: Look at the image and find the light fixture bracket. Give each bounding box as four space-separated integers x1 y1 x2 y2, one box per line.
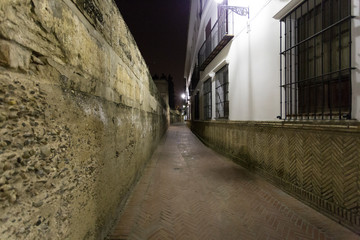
219 5 249 18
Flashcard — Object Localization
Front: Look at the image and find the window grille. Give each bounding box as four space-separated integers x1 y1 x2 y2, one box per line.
280 0 353 120
203 78 212 120
194 92 200 120
215 65 229 119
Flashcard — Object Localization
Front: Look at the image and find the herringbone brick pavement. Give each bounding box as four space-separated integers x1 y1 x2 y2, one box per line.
107 124 360 240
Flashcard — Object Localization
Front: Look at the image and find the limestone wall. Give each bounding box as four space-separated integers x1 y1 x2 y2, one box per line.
0 0 168 239
170 110 182 124
190 120 360 233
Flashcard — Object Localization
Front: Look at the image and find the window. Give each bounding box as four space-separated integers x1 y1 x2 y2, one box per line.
280 0 352 120
203 78 212 120
194 92 200 120
215 65 229 119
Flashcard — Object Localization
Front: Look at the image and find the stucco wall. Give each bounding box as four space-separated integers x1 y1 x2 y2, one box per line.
186 0 360 121
190 120 360 234
0 0 168 239
352 0 360 119
187 0 290 122
228 0 284 121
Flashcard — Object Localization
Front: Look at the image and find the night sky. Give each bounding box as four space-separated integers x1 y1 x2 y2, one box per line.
115 0 191 106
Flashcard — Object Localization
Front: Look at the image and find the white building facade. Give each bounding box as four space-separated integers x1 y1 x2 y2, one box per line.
184 0 360 122
184 0 360 232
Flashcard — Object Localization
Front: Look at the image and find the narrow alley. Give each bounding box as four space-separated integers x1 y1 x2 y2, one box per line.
107 124 359 240
1 1 360 239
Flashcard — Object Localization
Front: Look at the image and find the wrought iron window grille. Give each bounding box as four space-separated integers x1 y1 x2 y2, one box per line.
215 65 229 119
204 78 212 120
194 92 200 120
279 0 353 120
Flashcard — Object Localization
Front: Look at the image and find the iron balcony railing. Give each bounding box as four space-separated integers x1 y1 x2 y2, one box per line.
190 65 200 96
198 13 234 71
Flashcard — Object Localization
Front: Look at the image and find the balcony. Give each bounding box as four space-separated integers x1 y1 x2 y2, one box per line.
190 65 200 96
198 14 234 71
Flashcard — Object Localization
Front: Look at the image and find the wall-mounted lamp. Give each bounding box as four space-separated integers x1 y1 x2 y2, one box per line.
215 0 249 18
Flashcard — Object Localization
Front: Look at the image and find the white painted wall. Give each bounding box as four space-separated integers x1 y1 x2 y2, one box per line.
184 0 360 121
196 0 290 121
228 0 288 121
352 0 360 119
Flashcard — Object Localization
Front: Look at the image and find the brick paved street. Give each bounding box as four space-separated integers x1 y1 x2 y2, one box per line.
107 124 360 240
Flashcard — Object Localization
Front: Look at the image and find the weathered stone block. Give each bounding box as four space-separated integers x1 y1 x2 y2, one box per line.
0 40 31 70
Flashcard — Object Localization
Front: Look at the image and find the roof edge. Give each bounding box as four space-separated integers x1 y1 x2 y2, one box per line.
273 0 303 20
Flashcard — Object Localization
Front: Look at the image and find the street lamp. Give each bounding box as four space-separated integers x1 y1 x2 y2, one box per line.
215 0 249 18
181 93 186 99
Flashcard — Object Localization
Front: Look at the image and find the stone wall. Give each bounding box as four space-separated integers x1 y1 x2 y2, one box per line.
0 0 168 239
170 109 182 124
189 120 360 233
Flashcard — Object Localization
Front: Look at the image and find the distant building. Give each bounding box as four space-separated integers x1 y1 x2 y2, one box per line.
153 74 176 109
167 75 175 109
153 75 169 106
